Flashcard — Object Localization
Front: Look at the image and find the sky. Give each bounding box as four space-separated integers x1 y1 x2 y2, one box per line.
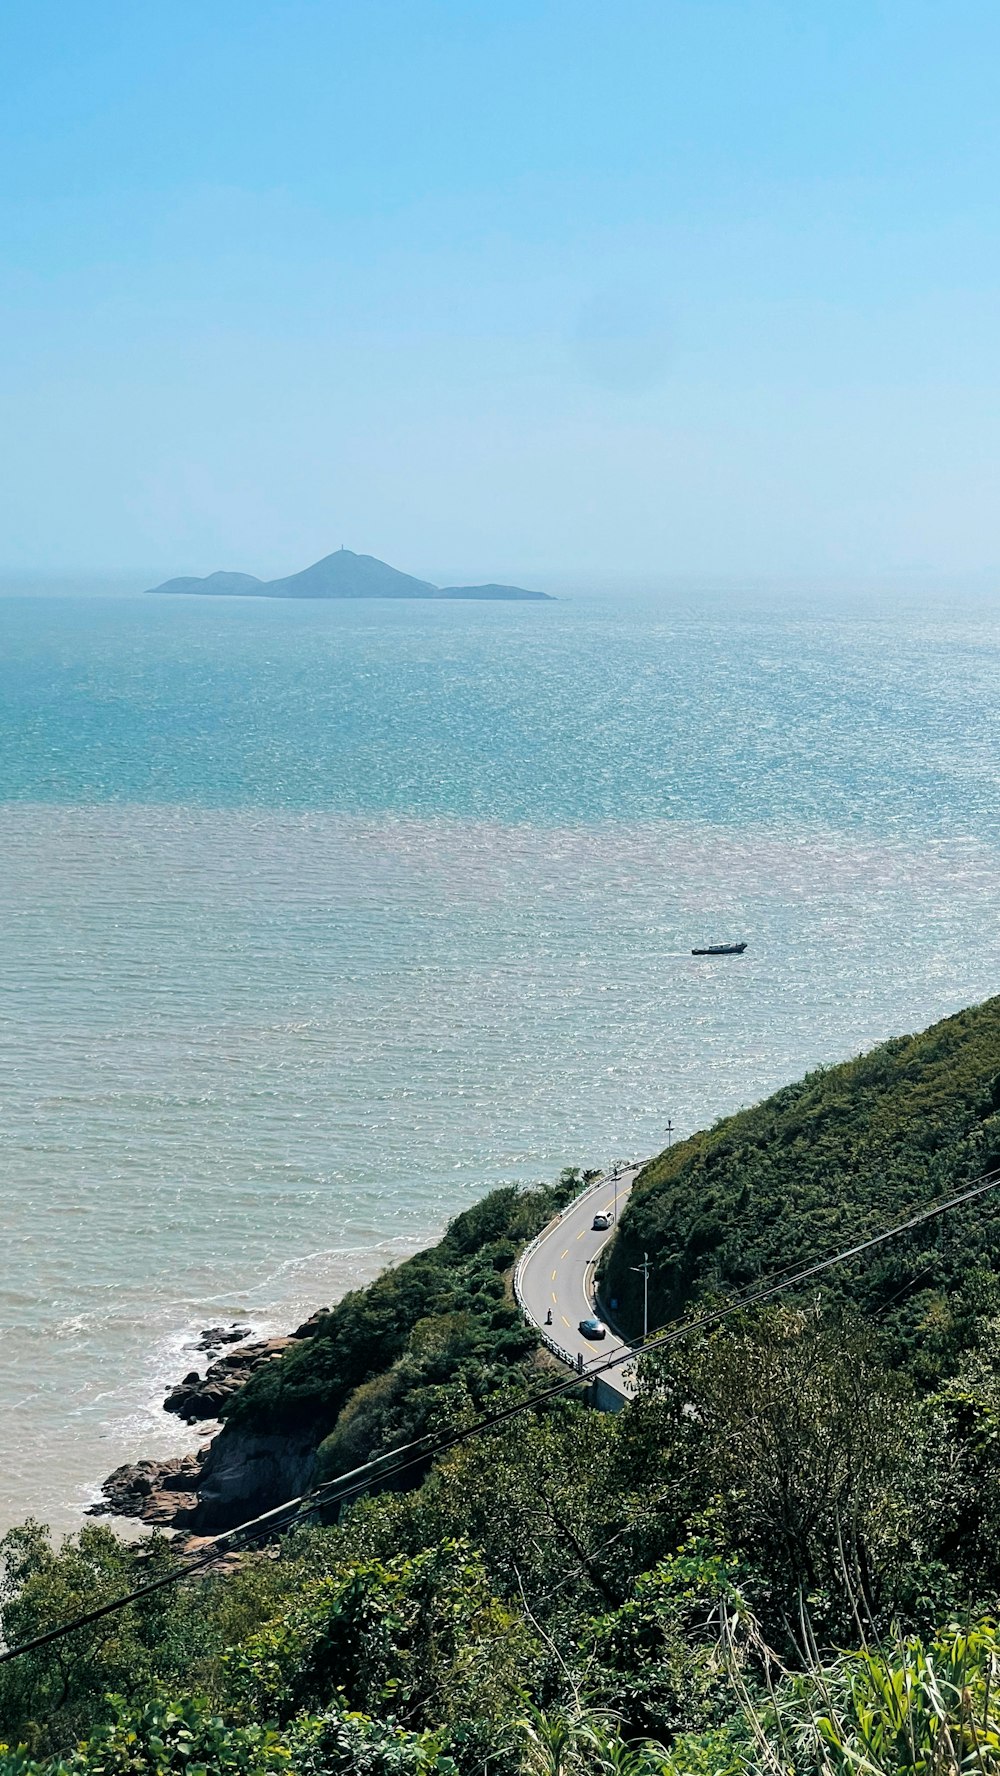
3 0 1000 585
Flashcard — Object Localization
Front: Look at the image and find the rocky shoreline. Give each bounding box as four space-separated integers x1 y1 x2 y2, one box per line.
88 1311 328 1544
162 1331 294 1424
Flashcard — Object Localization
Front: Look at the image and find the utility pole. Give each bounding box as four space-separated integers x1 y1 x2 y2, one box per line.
631 1251 651 1341
665 1119 674 1150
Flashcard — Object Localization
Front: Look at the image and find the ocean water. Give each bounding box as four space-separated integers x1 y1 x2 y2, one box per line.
2 590 1000 1535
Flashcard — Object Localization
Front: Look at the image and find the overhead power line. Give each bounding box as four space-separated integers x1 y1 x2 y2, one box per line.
3 1159 1000 1668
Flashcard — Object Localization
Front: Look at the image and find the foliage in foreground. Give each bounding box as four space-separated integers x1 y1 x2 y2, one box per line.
8 1625 1000 1774
746 1620 1000 1774
10 1300 1000 1770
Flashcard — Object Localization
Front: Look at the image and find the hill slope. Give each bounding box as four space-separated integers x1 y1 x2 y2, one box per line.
604 995 1000 1372
266 550 436 598
149 570 264 595
148 548 553 600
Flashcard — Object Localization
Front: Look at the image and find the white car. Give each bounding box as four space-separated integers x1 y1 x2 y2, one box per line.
592 1211 611 1230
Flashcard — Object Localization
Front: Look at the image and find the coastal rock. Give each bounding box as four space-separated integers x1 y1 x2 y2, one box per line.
163 1337 293 1423
142 1488 200 1528
164 1381 226 1420
196 1323 252 1352
171 1534 250 1575
98 1319 315 1534
291 1308 330 1338
90 1453 205 1523
192 1427 317 1532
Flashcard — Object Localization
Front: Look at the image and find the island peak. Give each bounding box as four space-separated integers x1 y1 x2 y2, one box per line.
148 548 552 602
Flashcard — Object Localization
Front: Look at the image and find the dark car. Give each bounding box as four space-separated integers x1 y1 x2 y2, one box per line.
578 1317 607 1339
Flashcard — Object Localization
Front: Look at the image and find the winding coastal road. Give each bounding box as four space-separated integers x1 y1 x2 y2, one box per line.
516 1168 642 1403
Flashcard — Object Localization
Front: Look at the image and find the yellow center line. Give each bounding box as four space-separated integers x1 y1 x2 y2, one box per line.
560 1248 569 1259
551 1268 557 1280
576 1230 585 1240
561 1314 571 1328
551 1291 557 1303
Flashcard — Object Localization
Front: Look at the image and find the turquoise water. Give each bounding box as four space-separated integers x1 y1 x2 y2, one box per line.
2 591 1000 1532
4 593 999 832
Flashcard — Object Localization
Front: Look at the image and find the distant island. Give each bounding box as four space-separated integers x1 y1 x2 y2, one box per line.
147 548 553 602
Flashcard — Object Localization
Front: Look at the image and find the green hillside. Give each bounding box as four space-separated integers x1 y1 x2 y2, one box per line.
605 995 1000 1375
11 1003 1000 1772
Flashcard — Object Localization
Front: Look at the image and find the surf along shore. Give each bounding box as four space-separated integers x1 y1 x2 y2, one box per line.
85 1168 591 1551
88 1310 330 1545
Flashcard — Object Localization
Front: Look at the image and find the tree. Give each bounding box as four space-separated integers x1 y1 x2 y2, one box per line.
226 1541 536 1738
630 1307 914 1639
0 1521 206 1755
587 1543 748 1742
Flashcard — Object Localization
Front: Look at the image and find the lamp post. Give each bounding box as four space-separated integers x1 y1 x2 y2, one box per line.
631 1251 651 1341
610 1157 623 1223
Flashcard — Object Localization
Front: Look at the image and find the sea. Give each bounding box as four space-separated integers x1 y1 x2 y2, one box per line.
2 585 1000 1536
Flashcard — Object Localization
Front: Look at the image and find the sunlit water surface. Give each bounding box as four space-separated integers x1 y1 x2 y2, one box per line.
2 591 999 1532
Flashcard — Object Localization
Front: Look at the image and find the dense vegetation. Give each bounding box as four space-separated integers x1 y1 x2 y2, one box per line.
227 1171 588 1457
605 995 1000 1379
7 1000 1000 1771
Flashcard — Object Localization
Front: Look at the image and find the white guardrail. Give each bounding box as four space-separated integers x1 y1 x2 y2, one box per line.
513 1169 632 1371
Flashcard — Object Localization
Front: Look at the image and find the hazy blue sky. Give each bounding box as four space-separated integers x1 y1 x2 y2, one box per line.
4 1 1000 584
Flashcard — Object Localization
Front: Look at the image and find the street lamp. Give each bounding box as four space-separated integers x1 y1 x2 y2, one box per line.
664 1119 674 1150
611 1156 629 1222
631 1250 651 1341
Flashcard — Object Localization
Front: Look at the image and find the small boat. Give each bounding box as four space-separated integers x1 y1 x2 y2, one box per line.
692 941 747 956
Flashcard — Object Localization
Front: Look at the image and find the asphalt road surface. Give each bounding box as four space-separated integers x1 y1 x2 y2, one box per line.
517 1168 641 1400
